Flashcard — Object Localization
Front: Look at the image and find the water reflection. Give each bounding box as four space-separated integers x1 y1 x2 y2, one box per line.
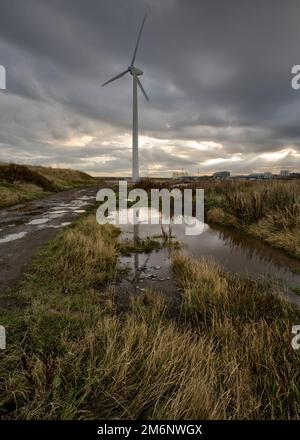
133 219 139 289
212 225 300 274
117 207 300 304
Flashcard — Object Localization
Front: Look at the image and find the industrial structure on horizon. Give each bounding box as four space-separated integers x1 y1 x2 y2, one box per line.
172 169 299 181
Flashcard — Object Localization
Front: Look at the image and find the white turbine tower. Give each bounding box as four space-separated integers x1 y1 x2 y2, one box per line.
101 13 149 183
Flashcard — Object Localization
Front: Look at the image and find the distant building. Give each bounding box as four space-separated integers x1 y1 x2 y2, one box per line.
172 170 188 179
280 170 290 177
290 172 300 179
263 172 273 179
213 171 230 180
248 173 265 180
179 175 199 182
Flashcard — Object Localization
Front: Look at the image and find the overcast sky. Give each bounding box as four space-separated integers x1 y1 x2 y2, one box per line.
0 0 300 176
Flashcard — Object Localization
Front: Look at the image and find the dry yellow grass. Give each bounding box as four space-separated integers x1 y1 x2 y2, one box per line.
30 165 95 189
1 216 300 420
0 182 45 207
172 252 300 419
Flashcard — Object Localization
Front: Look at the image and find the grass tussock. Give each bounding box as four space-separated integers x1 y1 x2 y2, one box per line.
1 214 300 420
118 233 180 256
118 237 163 255
49 216 120 291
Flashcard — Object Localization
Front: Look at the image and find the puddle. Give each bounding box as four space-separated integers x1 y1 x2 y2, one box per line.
48 209 69 214
0 191 95 238
114 207 300 305
78 196 95 200
0 231 27 243
0 187 97 296
47 212 65 219
50 222 72 229
37 221 71 230
49 205 70 210
27 218 50 225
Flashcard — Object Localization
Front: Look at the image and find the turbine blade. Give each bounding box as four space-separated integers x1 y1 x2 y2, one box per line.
134 74 149 101
101 69 129 87
130 13 147 66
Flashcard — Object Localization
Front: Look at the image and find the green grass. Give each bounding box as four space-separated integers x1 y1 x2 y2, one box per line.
119 237 163 255
1 212 300 419
0 181 49 208
291 286 300 296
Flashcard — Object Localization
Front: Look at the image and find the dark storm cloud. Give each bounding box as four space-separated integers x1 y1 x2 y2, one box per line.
0 0 300 175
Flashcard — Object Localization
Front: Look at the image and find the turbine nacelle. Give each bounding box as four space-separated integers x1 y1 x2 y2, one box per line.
130 66 143 76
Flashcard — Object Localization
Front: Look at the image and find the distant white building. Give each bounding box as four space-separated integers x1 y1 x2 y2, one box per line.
280 170 290 177
263 172 273 179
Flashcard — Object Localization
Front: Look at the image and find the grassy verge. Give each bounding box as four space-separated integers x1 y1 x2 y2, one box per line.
0 181 49 208
205 180 300 259
0 214 299 419
0 163 96 208
172 252 300 419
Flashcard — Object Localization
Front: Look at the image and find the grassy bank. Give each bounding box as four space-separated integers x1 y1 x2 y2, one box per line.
205 180 300 258
0 163 96 208
172 253 300 418
1 213 299 419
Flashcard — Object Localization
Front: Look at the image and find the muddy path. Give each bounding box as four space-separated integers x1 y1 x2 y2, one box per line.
0 186 98 296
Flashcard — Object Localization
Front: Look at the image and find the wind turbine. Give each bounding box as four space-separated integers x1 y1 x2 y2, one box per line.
101 13 149 183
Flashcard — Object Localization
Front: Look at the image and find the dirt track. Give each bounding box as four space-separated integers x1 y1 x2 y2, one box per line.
0 186 98 296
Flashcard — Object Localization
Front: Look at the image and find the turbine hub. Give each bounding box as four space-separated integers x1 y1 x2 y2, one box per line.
130 66 143 76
